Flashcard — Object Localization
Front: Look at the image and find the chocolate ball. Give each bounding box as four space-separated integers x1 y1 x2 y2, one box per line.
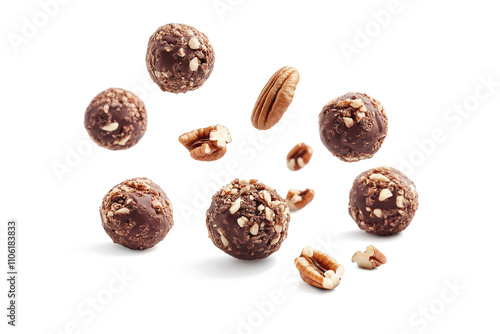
348 167 418 236
319 92 388 162
146 23 215 93
206 179 290 260
85 88 147 150
100 177 173 250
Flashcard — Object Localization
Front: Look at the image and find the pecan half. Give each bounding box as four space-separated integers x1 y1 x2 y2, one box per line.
351 245 387 269
179 124 232 161
295 246 344 290
286 188 314 211
286 143 313 171
251 66 300 130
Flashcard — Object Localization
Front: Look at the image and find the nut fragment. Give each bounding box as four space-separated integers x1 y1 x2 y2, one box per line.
115 207 130 214
249 223 259 235
343 117 354 128
370 173 390 182
270 235 280 245
396 196 405 208
378 188 393 201
355 112 366 122
294 246 344 290
286 143 313 171
219 230 229 247
251 66 300 130
209 125 232 148
264 207 275 221
188 37 200 49
179 124 232 161
286 189 314 211
189 57 199 71
260 190 272 205
373 208 383 218
101 122 119 132
229 198 241 214
351 245 387 269
116 135 131 146
237 216 248 227
350 99 363 108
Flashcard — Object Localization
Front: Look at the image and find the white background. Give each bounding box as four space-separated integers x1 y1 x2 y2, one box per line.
1 0 500 333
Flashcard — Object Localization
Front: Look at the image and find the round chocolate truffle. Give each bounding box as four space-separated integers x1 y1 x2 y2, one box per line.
100 177 173 250
146 23 215 93
319 92 388 162
206 179 290 260
85 88 147 150
348 167 418 236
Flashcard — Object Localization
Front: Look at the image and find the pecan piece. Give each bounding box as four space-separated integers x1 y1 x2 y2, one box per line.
251 66 300 130
295 246 344 290
352 245 387 269
179 124 232 161
286 143 313 171
286 188 314 211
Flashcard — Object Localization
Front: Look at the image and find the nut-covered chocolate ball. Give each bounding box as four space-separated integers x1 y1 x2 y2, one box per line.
85 88 147 150
319 92 388 162
146 23 215 93
100 177 173 250
348 167 418 236
206 179 290 260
